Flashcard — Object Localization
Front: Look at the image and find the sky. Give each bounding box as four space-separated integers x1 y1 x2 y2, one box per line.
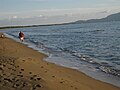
0 0 120 26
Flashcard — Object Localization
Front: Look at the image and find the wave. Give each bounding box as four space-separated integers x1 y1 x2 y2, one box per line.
71 52 120 77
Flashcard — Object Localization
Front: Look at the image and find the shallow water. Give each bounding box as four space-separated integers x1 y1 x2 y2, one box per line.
1 21 120 87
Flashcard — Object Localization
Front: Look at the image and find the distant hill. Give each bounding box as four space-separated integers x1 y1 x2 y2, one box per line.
1 12 120 29
72 12 120 24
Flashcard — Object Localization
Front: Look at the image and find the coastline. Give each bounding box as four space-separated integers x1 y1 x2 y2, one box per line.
0 33 120 90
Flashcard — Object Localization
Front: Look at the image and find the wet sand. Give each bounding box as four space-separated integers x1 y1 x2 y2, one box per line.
0 33 120 90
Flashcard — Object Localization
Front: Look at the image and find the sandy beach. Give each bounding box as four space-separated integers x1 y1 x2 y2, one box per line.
0 33 119 90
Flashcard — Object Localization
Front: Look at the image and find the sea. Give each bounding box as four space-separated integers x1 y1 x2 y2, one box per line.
0 21 120 87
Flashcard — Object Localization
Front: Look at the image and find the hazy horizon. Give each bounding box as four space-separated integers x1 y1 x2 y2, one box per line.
0 0 120 26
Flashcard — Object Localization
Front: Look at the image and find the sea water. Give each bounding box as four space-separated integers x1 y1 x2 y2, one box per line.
1 21 120 87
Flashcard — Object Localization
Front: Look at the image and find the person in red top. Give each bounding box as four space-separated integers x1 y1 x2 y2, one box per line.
19 31 24 42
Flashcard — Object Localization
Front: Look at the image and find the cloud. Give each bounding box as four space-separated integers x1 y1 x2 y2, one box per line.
110 0 120 1
26 0 62 1
12 16 18 19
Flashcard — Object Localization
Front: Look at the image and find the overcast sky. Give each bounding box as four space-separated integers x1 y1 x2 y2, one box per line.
0 0 120 26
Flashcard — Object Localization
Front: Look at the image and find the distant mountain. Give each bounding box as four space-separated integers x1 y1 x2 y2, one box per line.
1 12 120 29
72 12 120 24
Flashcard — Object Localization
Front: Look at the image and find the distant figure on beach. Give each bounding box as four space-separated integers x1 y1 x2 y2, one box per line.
0 34 5 38
19 31 24 42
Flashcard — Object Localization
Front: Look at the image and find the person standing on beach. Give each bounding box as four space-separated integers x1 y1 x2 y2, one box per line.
19 31 24 42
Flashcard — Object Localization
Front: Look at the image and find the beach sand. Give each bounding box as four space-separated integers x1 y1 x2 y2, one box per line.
0 33 120 90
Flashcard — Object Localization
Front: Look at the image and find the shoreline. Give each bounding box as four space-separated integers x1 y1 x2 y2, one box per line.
0 33 120 90
5 32 120 87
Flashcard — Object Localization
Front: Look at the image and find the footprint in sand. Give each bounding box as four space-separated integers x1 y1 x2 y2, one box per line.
29 72 32 75
44 70 47 73
32 84 42 90
52 76 55 78
21 69 24 71
41 66 44 68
